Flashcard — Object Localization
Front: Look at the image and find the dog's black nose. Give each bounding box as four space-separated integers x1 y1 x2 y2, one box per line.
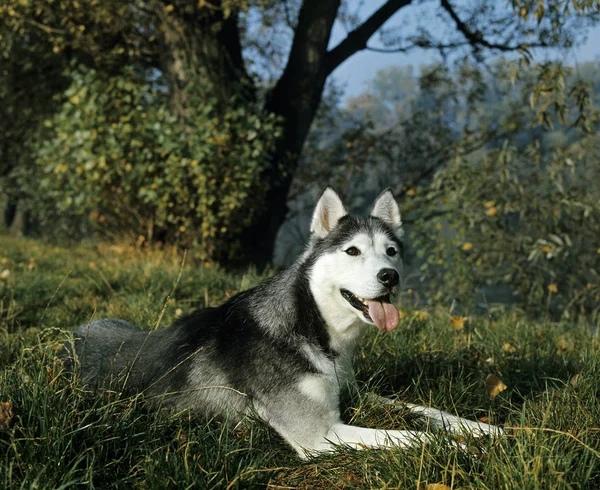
377 268 399 288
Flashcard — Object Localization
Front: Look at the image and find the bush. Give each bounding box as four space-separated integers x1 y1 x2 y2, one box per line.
28 66 280 260
407 135 600 323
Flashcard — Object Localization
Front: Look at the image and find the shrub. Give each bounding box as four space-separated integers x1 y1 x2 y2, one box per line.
29 66 280 260
407 135 600 323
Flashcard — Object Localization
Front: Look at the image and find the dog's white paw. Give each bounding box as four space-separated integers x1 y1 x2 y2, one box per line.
405 403 504 439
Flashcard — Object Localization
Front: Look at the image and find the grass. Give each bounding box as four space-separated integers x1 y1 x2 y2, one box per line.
0 234 599 489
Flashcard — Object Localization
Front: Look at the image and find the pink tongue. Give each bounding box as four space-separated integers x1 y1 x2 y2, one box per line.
367 300 400 332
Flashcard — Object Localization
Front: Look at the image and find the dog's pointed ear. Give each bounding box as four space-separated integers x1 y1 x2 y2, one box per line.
371 188 402 230
310 187 347 238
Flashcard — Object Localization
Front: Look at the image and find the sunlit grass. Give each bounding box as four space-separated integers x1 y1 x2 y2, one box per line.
1 235 599 488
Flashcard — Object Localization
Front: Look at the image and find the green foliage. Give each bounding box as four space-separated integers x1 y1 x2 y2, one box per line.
407 135 600 323
29 66 280 260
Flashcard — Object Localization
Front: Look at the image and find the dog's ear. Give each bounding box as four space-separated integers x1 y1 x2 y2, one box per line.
310 187 347 238
371 188 402 231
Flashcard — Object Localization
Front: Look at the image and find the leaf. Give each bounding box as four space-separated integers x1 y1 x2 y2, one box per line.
450 316 467 331
414 310 430 321
0 402 14 430
426 484 452 490
502 342 516 353
485 374 508 399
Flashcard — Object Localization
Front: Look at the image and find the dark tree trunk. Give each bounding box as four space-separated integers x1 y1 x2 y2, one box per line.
153 0 253 121
236 0 340 267
3 199 17 229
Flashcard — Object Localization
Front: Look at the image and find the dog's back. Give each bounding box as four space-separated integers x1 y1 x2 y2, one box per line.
61 282 327 422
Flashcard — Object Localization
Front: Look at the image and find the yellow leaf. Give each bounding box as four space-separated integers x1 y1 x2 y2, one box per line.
485 374 507 399
556 337 570 352
0 402 14 430
484 200 495 208
462 242 473 251
398 309 406 319
486 207 497 217
426 484 452 490
502 342 516 353
406 188 416 196
548 283 558 294
414 310 430 321
541 245 551 253
450 316 467 331
165 4 174 12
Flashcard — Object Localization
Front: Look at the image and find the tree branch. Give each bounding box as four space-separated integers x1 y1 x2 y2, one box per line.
440 0 546 52
325 0 412 76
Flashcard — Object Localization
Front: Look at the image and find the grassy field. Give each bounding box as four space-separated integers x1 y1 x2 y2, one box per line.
0 234 599 489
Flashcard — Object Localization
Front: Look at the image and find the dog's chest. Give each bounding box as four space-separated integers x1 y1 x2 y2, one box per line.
301 343 354 391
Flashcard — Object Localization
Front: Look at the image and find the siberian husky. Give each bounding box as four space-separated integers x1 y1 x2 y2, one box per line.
64 188 502 458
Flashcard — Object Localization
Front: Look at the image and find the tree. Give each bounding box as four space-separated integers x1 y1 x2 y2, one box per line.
2 0 599 265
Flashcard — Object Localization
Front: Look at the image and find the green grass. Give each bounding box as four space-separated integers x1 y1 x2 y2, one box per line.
1 235 599 489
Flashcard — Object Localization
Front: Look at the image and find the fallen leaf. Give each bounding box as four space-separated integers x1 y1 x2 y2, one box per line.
450 316 467 331
0 269 10 279
486 207 497 217
502 342 516 353
462 242 473 251
556 337 570 353
485 374 508 399
478 416 489 423
414 310 430 321
426 484 452 490
569 374 580 386
548 283 558 294
0 402 14 430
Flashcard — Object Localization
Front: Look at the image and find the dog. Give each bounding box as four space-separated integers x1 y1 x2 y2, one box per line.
63 187 502 458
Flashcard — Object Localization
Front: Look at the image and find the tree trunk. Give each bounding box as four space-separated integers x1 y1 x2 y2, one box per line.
237 0 340 267
153 0 253 121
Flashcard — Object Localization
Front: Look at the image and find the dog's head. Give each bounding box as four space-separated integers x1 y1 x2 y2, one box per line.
308 187 404 334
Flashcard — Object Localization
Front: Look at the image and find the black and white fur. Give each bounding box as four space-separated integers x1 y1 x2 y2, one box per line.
64 188 502 458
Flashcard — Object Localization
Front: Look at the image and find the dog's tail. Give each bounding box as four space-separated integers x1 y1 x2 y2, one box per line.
60 318 159 389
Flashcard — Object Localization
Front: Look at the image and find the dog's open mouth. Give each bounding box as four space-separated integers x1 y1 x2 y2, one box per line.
340 289 399 332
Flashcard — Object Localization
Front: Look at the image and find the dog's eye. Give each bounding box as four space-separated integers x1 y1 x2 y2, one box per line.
345 246 361 256
386 247 397 257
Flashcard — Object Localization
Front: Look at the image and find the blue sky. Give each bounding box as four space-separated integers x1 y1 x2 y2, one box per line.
330 3 600 99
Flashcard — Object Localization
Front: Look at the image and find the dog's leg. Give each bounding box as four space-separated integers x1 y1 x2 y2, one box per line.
253 386 437 459
367 394 504 438
322 422 433 451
